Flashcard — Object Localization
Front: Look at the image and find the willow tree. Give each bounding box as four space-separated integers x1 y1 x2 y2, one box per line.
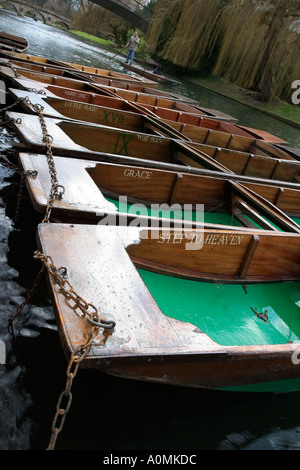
147 0 300 103
213 0 300 103
147 0 223 68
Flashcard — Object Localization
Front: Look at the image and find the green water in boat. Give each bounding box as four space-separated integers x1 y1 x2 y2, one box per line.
138 269 300 347
107 197 300 391
107 197 300 347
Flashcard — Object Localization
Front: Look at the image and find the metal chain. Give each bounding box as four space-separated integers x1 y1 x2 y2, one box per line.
3 60 21 78
19 96 65 222
33 251 115 331
5 94 112 450
1 95 64 221
33 251 115 451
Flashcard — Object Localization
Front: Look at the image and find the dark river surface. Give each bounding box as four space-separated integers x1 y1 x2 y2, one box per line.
1 10 300 453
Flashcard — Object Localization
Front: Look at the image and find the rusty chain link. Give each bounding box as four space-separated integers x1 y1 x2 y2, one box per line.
3 93 112 449
33 251 115 331
3 60 21 78
33 251 115 450
20 96 65 222
1 94 64 221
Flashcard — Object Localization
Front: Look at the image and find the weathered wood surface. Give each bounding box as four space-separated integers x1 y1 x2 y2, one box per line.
8 112 300 184
19 153 300 220
36 223 300 388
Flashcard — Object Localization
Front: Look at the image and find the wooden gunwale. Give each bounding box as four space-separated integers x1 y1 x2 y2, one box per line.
7 112 300 184
0 52 159 84
8 80 291 147
0 55 158 84
1 53 289 143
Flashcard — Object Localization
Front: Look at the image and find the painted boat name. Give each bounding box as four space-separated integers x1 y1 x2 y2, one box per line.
124 168 152 178
158 232 244 245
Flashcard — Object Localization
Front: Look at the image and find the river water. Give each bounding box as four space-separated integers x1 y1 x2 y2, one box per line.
1 10 300 453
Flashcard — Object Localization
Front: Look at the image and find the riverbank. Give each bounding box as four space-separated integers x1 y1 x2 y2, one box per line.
181 76 300 130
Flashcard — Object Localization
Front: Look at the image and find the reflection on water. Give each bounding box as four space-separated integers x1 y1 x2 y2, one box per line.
1 9 300 452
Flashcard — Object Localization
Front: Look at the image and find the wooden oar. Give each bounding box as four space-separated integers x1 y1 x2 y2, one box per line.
109 45 129 61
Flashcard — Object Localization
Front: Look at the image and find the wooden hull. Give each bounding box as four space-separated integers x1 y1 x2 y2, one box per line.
8 79 292 146
9 81 243 127
121 62 181 86
36 223 300 391
18 153 300 222
7 112 300 184
0 65 238 122
9 89 290 158
0 32 29 52
18 152 300 283
0 56 158 88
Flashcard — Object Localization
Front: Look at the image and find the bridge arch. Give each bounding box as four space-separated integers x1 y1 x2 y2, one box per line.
0 1 71 29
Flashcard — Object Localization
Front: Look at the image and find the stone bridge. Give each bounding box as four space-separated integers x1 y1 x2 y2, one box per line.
0 1 71 29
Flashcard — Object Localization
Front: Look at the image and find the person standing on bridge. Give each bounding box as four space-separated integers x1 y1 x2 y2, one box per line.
125 31 139 65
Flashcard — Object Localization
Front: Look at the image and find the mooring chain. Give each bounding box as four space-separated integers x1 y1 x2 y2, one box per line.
21 95 65 222
33 251 115 331
4 60 21 78
0 96 24 125
33 251 115 450
4 94 113 450
1 95 64 222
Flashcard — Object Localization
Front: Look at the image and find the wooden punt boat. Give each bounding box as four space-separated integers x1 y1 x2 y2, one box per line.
0 51 162 86
8 79 290 145
121 62 181 86
7 112 300 184
0 56 159 88
18 153 300 223
1 51 204 104
0 66 236 121
9 89 290 158
36 222 300 391
0 32 29 53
